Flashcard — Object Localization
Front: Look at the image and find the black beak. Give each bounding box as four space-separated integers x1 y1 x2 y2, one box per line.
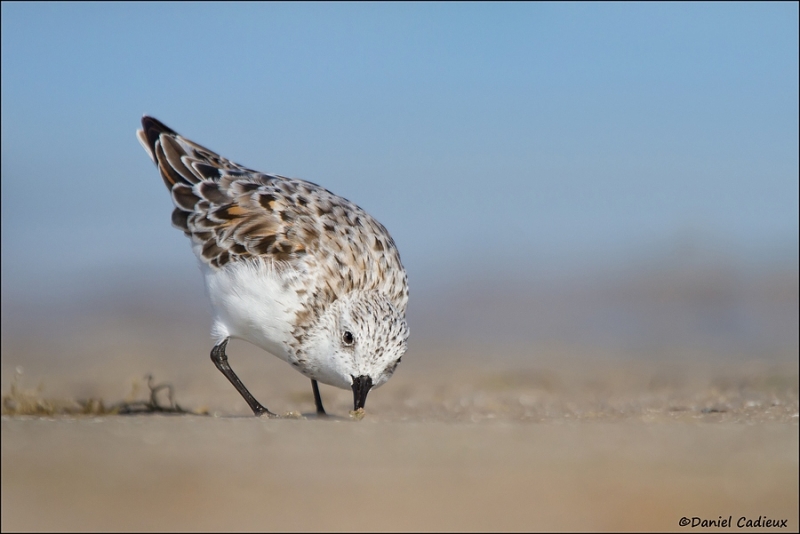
351 375 373 410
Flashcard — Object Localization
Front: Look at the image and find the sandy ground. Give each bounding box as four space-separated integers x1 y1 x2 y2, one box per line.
2 417 797 532
2 267 798 531
2 338 798 532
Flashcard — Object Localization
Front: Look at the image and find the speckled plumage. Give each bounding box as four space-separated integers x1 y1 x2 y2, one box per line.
137 116 409 415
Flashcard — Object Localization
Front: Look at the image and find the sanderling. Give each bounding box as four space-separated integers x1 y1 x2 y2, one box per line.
137 116 409 417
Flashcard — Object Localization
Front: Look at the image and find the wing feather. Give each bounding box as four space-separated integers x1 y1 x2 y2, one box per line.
137 115 408 315
138 116 312 269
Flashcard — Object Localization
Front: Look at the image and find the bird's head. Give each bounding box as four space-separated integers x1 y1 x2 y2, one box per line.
301 290 408 411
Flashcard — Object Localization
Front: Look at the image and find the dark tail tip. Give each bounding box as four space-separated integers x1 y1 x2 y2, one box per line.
141 116 179 153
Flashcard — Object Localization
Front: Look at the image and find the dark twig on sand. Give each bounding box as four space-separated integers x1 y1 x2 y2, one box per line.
113 374 207 415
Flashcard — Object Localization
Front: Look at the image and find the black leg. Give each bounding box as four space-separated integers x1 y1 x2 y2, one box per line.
311 379 327 416
210 339 274 417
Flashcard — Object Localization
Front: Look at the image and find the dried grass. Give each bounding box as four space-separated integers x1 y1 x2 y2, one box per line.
1 374 208 416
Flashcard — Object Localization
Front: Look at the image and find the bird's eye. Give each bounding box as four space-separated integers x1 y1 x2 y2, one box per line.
342 330 355 347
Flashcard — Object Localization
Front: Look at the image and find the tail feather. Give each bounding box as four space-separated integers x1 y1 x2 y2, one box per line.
142 116 178 153
137 115 243 190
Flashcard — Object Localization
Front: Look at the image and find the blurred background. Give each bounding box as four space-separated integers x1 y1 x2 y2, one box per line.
1 2 797 396
2 4 798 531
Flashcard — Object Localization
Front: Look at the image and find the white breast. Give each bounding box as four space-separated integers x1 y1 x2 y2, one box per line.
201 259 304 364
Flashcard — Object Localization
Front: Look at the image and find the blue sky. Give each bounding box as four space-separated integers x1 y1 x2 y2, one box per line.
1 2 798 295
